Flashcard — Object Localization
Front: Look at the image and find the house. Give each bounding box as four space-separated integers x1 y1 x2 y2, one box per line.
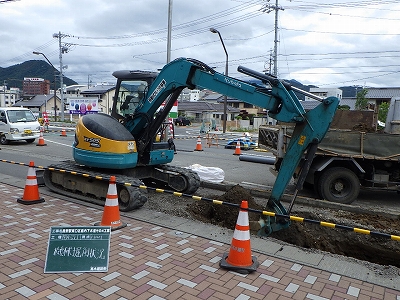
201 92 261 116
13 94 61 116
65 85 87 97
305 88 342 101
365 88 400 107
79 84 115 114
177 101 240 124
307 87 400 110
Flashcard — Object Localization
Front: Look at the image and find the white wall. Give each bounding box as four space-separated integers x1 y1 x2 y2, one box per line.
305 88 342 101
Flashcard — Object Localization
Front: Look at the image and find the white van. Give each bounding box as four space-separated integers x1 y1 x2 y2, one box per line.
0 107 41 145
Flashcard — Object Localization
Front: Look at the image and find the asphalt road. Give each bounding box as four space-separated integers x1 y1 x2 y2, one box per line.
0 125 278 188
0 124 399 214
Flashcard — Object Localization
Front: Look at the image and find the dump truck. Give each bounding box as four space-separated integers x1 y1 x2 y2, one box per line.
259 97 400 204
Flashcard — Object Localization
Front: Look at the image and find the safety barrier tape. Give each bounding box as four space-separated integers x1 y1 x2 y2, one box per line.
38 130 258 144
37 132 239 141
42 129 75 133
2 158 400 241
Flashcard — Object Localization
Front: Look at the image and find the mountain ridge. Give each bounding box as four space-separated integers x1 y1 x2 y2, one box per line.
1 60 358 98
0 60 78 90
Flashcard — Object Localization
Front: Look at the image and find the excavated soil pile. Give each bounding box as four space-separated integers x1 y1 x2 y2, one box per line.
188 185 400 268
188 185 264 229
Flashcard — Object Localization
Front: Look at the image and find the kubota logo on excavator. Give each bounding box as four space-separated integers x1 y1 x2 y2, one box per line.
224 77 241 88
84 136 101 148
148 79 166 103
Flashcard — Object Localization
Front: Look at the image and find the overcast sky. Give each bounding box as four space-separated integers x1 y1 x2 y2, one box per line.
1 0 399 89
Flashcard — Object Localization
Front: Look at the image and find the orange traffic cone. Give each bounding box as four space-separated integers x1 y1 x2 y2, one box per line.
17 161 45 205
220 200 259 274
94 176 127 231
233 140 242 155
36 128 47 146
60 128 67 137
194 136 203 151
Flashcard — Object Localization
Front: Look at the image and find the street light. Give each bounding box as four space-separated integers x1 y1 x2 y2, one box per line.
210 28 228 133
33 51 58 121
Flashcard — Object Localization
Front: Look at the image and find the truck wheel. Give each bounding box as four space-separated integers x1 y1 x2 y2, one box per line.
0 134 9 145
318 167 360 204
26 139 35 144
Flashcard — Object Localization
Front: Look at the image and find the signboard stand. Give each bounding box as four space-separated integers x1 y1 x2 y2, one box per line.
44 226 111 273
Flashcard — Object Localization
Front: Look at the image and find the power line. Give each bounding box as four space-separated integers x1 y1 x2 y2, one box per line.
68 11 264 48
286 0 399 9
67 0 261 40
2 40 58 65
282 27 400 36
322 70 400 86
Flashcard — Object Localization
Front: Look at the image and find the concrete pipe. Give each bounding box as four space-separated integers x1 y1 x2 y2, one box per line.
239 154 276 165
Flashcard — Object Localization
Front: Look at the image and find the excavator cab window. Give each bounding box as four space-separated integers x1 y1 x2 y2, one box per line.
117 81 148 117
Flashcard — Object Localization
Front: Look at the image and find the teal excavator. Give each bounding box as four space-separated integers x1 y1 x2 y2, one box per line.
43 58 338 236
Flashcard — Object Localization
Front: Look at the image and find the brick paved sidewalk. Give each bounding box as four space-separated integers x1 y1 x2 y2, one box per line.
1 183 399 300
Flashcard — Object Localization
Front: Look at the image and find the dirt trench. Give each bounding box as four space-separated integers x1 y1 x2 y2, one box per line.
187 185 400 268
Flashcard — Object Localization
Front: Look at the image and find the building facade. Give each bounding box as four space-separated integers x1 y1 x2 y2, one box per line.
305 88 342 101
23 77 50 95
0 86 20 107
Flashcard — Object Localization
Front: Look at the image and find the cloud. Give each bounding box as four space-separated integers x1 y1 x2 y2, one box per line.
1 0 399 88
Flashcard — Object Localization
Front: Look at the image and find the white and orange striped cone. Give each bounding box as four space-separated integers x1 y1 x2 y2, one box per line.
17 161 45 205
220 200 259 274
233 140 242 155
94 176 127 231
194 136 203 151
36 128 47 146
60 128 67 137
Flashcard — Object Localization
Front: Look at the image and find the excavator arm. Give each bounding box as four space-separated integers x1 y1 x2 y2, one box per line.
119 58 339 235
127 58 310 131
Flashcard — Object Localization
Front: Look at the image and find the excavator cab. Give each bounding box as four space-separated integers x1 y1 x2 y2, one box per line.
117 81 148 117
111 70 158 121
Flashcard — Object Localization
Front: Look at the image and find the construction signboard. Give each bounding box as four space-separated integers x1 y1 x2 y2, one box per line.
44 226 111 273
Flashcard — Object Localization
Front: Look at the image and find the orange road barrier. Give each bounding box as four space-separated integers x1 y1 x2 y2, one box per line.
36 128 47 146
220 200 259 274
194 136 203 151
233 140 242 155
60 128 67 137
17 161 45 205
95 176 127 231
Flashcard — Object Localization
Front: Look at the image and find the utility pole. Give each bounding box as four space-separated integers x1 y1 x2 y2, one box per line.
53 32 69 121
87 74 93 89
263 49 273 73
2 80 6 107
167 0 173 63
261 0 284 76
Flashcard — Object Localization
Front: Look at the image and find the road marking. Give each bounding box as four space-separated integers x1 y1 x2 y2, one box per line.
44 139 73 147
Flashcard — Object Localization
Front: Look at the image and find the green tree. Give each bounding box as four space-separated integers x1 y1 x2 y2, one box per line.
355 89 369 110
378 102 390 123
